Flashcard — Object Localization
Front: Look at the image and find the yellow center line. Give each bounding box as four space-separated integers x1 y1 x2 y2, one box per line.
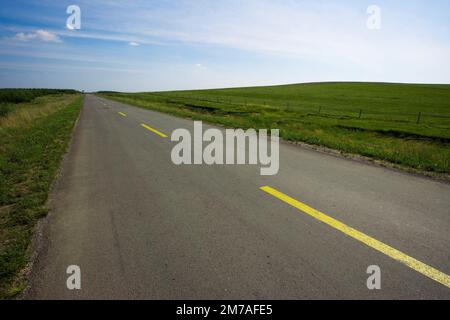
260 185 450 289
118 112 126 117
141 123 168 138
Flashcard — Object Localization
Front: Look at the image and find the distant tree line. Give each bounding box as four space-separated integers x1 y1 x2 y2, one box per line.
0 88 79 117
96 91 120 94
0 88 79 104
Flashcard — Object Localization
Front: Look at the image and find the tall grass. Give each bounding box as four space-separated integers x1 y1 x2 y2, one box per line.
0 104 12 117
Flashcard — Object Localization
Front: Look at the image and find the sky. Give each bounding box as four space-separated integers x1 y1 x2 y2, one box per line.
0 0 449 92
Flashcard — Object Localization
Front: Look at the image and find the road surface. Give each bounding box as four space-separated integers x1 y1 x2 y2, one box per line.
26 95 450 299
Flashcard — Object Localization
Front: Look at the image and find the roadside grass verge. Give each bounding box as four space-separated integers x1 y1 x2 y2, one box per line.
98 82 450 175
0 94 83 299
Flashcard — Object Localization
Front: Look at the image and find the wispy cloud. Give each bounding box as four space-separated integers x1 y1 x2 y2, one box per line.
128 41 140 47
52 0 449 72
195 63 206 70
13 29 62 43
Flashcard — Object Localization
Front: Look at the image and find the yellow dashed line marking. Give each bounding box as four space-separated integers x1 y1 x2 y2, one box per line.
141 123 168 138
118 112 126 117
260 185 450 289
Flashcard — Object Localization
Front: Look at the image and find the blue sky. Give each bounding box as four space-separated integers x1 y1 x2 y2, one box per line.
0 0 449 91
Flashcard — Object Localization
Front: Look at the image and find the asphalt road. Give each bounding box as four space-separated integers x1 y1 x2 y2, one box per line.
26 95 450 299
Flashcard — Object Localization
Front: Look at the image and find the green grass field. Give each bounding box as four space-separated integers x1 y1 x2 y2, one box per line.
99 82 450 175
0 93 83 299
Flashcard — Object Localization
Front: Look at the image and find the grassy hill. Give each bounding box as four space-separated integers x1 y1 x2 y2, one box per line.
168 82 450 114
98 82 450 175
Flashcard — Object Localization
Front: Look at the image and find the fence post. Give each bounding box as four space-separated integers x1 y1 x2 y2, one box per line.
416 112 422 124
359 109 362 119
318 106 322 114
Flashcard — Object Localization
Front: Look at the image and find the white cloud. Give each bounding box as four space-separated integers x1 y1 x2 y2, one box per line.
14 29 62 43
14 32 35 41
44 29 163 46
35 30 61 42
194 63 208 71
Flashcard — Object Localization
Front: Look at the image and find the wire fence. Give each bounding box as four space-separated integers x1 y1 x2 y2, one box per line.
131 92 450 126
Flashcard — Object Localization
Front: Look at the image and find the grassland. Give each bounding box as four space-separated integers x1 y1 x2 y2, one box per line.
0 93 83 298
99 82 450 175
0 89 78 118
